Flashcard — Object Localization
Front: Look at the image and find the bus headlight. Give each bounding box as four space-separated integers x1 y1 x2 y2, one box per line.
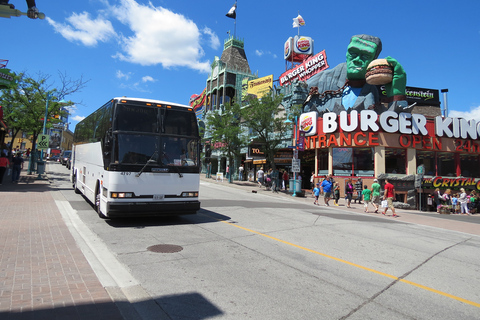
111 192 134 198
181 192 198 198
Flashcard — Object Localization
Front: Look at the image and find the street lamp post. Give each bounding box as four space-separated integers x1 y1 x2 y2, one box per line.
285 114 299 197
36 93 51 178
36 95 68 179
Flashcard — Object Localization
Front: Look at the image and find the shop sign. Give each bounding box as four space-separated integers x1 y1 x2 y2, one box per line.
321 110 480 140
284 37 293 60
293 35 313 55
378 86 440 106
297 131 305 151
299 112 317 136
249 144 265 159
422 177 480 191
247 75 273 99
279 50 329 86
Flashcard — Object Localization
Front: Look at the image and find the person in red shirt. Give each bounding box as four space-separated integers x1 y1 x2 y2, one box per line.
383 178 397 217
0 152 10 185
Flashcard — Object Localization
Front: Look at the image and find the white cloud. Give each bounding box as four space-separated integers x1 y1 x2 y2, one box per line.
202 27 220 50
255 49 277 59
110 0 211 72
116 70 132 80
142 76 155 83
449 105 480 121
47 12 116 47
71 115 86 122
47 0 213 73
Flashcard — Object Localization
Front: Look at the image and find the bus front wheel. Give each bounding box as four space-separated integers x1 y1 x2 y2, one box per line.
95 185 107 219
73 173 81 194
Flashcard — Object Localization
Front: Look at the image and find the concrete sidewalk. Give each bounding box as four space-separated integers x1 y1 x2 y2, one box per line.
0 163 124 319
201 175 480 237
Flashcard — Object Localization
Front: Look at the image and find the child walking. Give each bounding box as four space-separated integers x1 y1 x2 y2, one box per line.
362 185 372 213
333 182 340 206
312 183 320 205
451 193 458 214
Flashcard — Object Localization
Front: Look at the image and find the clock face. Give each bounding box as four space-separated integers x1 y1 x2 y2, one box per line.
212 65 219 78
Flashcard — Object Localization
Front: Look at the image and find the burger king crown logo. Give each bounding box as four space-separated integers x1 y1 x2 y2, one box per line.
300 116 313 134
296 37 311 53
285 41 290 56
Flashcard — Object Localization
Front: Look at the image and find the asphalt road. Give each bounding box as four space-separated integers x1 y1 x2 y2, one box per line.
48 162 480 320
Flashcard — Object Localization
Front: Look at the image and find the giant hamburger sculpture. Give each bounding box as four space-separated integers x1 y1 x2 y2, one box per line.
365 59 394 85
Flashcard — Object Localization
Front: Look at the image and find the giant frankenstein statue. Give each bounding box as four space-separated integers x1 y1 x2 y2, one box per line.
304 34 408 116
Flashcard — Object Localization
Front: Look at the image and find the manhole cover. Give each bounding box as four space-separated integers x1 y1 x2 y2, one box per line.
147 244 183 253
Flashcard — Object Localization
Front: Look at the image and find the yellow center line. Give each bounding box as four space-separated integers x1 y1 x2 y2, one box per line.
221 220 480 308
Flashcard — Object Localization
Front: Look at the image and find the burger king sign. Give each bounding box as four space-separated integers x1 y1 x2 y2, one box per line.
299 112 317 136
293 35 313 55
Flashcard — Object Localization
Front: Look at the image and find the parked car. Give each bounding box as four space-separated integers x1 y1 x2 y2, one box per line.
48 155 60 162
60 150 72 166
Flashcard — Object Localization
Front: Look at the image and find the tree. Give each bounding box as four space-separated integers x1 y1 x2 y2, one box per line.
205 102 246 183
240 93 288 170
0 71 88 157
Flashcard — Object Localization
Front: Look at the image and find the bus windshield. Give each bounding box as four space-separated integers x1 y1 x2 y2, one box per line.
115 134 198 167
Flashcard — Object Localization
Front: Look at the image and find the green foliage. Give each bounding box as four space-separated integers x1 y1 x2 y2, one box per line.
0 71 87 154
205 102 246 170
241 93 286 169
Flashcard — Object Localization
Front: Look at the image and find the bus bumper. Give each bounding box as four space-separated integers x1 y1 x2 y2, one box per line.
106 200 200 217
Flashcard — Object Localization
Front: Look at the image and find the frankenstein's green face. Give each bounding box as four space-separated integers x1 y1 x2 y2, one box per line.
346 37 377 80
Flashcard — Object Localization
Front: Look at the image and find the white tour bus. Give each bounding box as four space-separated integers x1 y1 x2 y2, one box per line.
71 97 200 218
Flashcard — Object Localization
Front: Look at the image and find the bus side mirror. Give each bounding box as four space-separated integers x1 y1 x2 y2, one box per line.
104 129 112 148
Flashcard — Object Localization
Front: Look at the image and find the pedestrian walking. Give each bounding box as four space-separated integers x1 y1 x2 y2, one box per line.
362 185 372 213
371 178 381 213
11 153 24 183
310 171 315 192
442 189 452 207
354 178 363 203
283 170 289 190
333 182 340 206
382 178 397 217
321 175 333 206
238 165 244 181
345 178 354 208
312 183 320 205
0 152 10 185
271 168 279 193
257 167 264 188
458 188 469 215
433 188 442 213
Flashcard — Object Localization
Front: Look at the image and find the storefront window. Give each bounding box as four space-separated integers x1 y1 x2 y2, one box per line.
317 149 328 175
353 148 374 176
460 154 479 177
437 152 455 176
385 148 406 174
417 150 435 175
333 148 352 176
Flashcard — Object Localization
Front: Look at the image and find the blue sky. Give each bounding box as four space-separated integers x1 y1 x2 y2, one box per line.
2 0 480 131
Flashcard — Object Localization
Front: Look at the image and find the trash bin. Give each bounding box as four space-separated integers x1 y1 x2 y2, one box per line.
37 161 45 174
289 179 302 193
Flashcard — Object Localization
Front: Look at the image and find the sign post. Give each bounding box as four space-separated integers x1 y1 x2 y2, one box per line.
416 165 425 211
36 134 50 150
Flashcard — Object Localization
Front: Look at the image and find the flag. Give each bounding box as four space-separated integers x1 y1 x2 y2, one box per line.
226 3 236 19
292 14 305 28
